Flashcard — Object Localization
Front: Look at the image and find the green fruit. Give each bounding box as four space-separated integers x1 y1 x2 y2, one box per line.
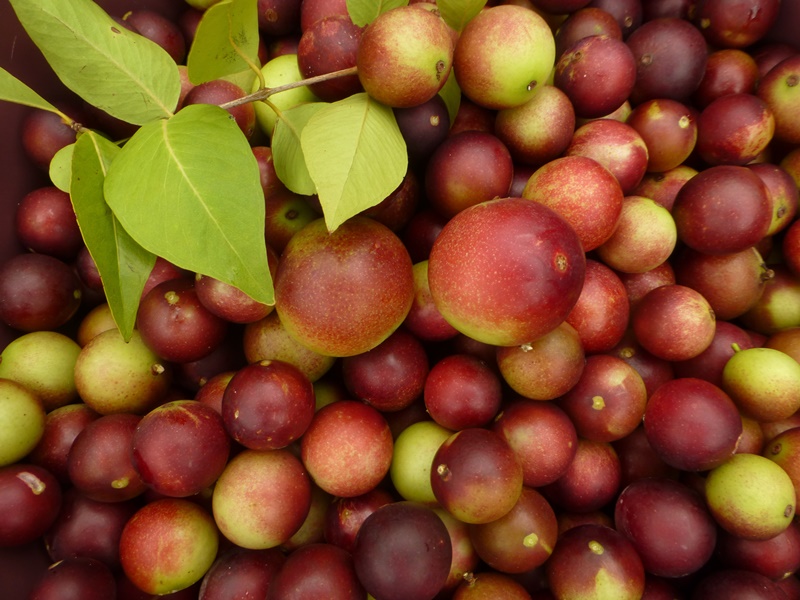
0 378 46 467
252 54 319 138
722 346 800 422
705 453 796 540
391 420 453 504
0 330 80 411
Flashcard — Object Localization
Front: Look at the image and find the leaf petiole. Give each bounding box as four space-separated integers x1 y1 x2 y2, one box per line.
218 66 359 111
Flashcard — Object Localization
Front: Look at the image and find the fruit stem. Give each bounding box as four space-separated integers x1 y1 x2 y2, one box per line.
218 66 359 111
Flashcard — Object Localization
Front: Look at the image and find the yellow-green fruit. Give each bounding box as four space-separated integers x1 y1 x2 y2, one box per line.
705 453 796 540
0 378 46 466
356 5 454 108
0 330 81 411
252 54 319 138
73 329 172 415
453 5 556 110
391 420 453 504
722 346 800 422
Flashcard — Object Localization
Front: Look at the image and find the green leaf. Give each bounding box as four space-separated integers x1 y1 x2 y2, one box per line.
104 103 273 306
187 0 261 85
0 66 60 112
436 0 487 31
438 70 461 127
70 131 156 341
272 102 327 196
49 143 75 192
301 93 407 232
346 0 408 27
9 0 180 125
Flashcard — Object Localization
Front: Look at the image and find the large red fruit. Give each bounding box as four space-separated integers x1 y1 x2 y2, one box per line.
428 197 586 347
274 217 414 357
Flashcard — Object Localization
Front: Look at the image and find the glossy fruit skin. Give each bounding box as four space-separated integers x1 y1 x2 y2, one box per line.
212 448 312 550
297 14 363 102
67 414 147 503
453 5 556 110
0 253 81 333
625 17 708 104
644 378 742 472
199 547 285 600
428 197 586 347
353 501 452 600
522 155 624 252
119 498 218 596
15 186 83 260
705 453 797 541
356 5 453 108
274 217 415 358
554 34 637 119
425 130 514 218
342 329 429 413
695 92 775 166
632 284 716 362
131 399 231 497
615 477 717 577
467 486 558 574
267 542 366 600
44 487 138 571
493 400 579 488
0 463 62 547
28 556 117 600
137 278 229 364
300 400 394 498
431 428 524 525
672 164 772 255
693 0 781 49
546 524 646 600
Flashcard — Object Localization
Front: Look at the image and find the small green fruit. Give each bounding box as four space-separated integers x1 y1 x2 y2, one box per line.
722 346 800 421
0 378 46 467
705 453 796 540
391 420 453 504
252 54 319 138
0 330 80 411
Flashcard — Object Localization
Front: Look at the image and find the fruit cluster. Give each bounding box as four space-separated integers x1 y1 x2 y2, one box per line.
2 0 800 598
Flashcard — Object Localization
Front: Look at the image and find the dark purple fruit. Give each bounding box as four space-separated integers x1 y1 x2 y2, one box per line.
0 253 82 332
353 502 452 600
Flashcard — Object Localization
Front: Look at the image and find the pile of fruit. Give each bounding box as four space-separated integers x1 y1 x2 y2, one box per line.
1 0 800 598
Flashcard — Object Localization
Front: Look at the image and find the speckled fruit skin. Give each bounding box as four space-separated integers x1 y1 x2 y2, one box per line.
212 448 312 550
672 164 772 255
522 155 624 252
356 5 453 108
119 498 218 596
300 400 394 498
546 524 646 600
453 5 556 110
274 216 414 358
758 54 800 145
705 453 797 541
428 197 585 347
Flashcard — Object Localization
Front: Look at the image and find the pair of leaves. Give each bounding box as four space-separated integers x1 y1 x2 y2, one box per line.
273 94 408 232
5 0 270 342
